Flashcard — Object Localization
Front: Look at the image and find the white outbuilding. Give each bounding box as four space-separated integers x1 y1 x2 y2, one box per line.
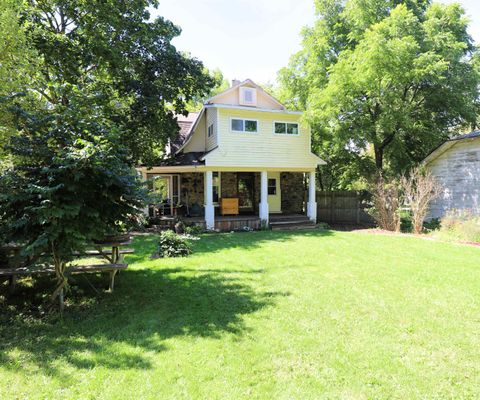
424 131 480 219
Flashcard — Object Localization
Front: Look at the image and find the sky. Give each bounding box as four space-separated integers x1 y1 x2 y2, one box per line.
153 0 480 84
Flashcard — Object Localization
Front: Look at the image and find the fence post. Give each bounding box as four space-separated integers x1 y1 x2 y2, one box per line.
331 191 335 224
356 195 361 224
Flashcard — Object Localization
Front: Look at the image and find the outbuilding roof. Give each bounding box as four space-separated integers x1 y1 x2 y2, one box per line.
423 131 480 164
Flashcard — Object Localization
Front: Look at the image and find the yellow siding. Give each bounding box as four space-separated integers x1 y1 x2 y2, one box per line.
267 171 282 212
205 108 320 170
206 108 217 151
183 112 206 153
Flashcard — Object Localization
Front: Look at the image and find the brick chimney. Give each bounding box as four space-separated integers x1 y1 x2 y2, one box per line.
231 79 241 87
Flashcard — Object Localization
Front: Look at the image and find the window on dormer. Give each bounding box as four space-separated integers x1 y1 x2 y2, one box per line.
239 87 257 106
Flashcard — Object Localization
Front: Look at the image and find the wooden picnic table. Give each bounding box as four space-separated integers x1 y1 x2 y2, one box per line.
0 238 134 298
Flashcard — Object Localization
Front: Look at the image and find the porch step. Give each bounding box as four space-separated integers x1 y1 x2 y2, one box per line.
270 214 316 231
271 222 317 231
269 214 310 223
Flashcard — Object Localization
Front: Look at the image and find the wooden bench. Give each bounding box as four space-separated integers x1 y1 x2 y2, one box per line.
73 249 134 257
0 263 128 295
220 198 239 216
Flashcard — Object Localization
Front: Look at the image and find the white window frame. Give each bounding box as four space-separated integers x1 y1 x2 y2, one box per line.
146 173 182 215
230 118 259 134
273 121 300 136
207 123 214 138
239 87 257 106
268 178 277 195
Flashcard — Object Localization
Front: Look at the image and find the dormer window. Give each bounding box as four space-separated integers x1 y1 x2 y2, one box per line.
239 87 257 106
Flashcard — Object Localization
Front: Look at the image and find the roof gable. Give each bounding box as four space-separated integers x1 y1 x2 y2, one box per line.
206 79 285 111
424 131 480 165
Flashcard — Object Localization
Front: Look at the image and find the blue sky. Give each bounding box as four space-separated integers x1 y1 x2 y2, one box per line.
153 0 480 84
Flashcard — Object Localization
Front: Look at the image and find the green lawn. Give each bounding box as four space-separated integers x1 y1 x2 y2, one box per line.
1 230 480 399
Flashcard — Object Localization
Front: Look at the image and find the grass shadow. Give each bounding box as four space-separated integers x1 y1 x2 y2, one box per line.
189 229 336 255
0 262 276 382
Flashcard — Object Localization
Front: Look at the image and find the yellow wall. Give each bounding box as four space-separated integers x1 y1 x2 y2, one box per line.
267 171 281 213
206 108 218 151
204 108 320 170
183 112 206 153
211 83 284 110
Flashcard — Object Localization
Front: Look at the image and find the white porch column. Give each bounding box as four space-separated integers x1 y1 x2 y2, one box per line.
259 171 269 224
204 171 215 230
307 170 317 223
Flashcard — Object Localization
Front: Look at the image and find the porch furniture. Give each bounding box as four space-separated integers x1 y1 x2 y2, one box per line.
221 198 239 216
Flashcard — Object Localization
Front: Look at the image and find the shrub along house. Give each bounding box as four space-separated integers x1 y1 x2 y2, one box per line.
424 131 480 219
137 79 325 231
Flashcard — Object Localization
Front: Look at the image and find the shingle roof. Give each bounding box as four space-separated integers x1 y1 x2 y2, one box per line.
156 152 205 167
170 112 199 153
450 130 480 142
423 130 480 164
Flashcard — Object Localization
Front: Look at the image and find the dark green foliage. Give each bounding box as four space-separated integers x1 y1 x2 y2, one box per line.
278 0 480 187
423 218 441 232
18 0 214 165
184 224 204 236
156 231 192 258
0 104 146 300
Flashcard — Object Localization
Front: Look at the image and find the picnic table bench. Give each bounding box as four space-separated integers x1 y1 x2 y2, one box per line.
0 239 134 300
0 263 128 293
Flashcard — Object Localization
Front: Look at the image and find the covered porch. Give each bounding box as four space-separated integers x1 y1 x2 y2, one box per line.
139 166 317 231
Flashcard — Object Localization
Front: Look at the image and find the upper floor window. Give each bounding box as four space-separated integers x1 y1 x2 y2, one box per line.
207 123 214 138
274 122 299 135
239 87 257 106
231 118 258 133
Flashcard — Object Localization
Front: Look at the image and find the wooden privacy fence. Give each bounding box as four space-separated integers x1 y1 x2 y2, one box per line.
316 191 374 225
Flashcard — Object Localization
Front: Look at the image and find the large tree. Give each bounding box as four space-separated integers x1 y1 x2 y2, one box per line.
0 0 215 307
0 0 37 164
18 0 215 165
278 0 479 188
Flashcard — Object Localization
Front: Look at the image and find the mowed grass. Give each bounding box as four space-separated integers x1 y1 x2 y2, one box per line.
1 230 480 399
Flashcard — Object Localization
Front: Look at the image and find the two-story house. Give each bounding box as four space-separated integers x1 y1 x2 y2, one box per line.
137 79 325 230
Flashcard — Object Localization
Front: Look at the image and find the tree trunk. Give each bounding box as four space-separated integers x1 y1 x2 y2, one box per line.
374 145 383 171
51 246 68 313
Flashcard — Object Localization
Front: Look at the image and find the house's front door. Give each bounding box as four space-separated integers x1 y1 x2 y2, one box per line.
237 173 255 214
267 172 282 213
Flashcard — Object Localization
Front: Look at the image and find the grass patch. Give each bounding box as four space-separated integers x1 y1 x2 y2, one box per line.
1 230 480 399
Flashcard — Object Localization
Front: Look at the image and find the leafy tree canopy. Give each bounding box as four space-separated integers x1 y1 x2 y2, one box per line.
278 0 479 189
18 0 215 165
187 68 230 112
0 0 37 164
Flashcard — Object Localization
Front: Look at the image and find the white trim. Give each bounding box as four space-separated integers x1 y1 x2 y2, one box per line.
239 86 257 106
216 107 220 147
230 117 259 134
145 173 182 215
205 104 302 115
307 171 317 223
207 122 214 138
259 171 269 223
273 121 300 136
204 171 215 230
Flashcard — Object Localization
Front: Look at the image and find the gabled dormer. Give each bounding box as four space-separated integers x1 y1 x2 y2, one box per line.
205 79 286 110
